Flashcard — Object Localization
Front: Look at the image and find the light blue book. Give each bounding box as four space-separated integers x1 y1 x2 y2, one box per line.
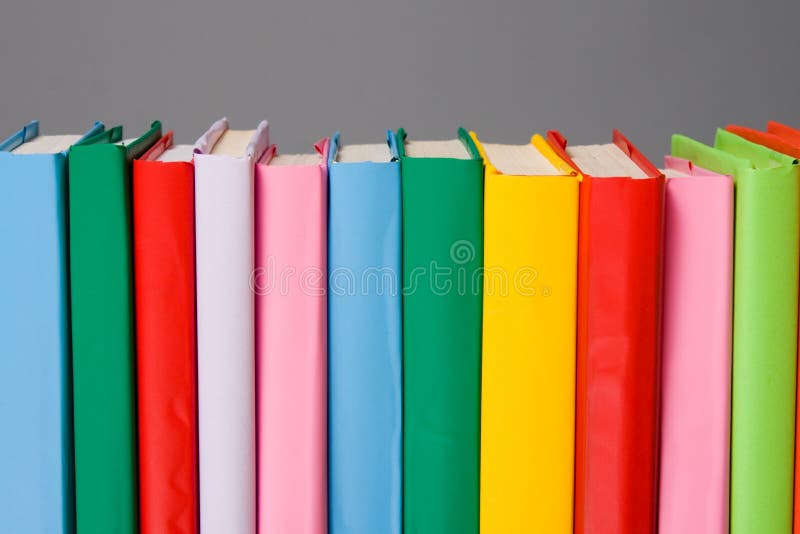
327 131 402 534
0 120 104 534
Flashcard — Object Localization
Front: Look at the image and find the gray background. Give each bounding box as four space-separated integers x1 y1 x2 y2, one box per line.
2 0 799 159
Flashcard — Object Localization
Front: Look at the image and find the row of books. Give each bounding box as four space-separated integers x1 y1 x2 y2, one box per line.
0 117 798 534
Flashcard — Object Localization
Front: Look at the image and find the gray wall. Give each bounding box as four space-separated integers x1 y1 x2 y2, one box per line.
2 0 799 159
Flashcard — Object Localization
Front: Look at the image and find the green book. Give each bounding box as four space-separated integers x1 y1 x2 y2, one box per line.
672 130 799 534
69 122 162 534
394 128 483 534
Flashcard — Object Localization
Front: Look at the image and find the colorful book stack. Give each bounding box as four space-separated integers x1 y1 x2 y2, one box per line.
4 116 800 534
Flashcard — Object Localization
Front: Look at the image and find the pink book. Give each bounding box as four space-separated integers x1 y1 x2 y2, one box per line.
255 139 329 534
659 156 733 534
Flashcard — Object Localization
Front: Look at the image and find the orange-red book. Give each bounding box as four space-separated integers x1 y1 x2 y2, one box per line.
725 124 800 159
547 130 664 534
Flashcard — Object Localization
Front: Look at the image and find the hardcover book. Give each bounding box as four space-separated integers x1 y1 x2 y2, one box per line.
193 118 270 534
658 155 733 534
396 128 484 534
0 120 104 534
254 134 329 534
547 130 664 534
132 131 199 534
470 132 579 534
69 120 162 534
327 132 402 534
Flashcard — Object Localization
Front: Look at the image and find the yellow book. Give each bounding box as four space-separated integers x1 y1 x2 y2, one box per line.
471 132 579 534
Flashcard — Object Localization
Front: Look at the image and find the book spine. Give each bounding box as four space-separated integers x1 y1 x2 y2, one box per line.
328 161 402 534
729 166 799 534
194 154 256 534
402 157 483 534
132 159 198 534
480 170 579 533
255 163 328 534
0 153 72 534
574 176 664 534
728 129 800 532
68 144 138 534
658 175 733 534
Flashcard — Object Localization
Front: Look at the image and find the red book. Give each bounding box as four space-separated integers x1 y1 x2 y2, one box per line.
725 124 800 159
133 132 198 534
767 120 800 147
547 130 665 534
